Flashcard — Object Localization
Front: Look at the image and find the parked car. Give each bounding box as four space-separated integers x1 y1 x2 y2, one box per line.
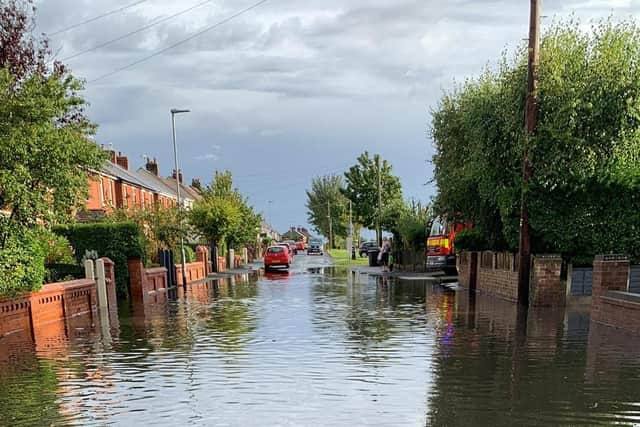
308 239 324 255
277 244 294 263
284 241 297 255
359 241 379 257
296 241 306 253
265 246 291 270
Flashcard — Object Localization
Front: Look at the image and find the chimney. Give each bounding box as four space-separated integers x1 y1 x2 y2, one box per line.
191 178 202 191
145 157 159 176
116 151 129 170
106 149 117 163
172 169 183 184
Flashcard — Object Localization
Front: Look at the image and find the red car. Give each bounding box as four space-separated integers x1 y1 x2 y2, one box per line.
295 241 306 253
265 245 291 270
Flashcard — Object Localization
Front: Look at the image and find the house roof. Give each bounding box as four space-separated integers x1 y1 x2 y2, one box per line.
162 176 201 202
102 162 154 191
134 168 178 199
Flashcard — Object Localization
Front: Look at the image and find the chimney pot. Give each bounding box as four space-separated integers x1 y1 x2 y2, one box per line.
146 158 159 176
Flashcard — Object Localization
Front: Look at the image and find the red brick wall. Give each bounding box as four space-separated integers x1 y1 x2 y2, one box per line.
0 279 97 338
0 296 31 337
175 262 206 285
128 258 169 304
196 246 210 275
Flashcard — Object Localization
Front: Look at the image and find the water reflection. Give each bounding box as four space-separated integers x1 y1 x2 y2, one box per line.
0 269 639 425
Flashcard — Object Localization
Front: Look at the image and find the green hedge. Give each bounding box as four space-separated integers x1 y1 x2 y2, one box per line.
0 230 46 298
54 222 146 299
454 229 488 252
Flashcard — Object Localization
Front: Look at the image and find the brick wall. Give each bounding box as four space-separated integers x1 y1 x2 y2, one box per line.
175 262 206 285
457 252 477 290
530 256 566 307
478 265 520 302
128 257 169 304
590 255 640 334
0 279 97 339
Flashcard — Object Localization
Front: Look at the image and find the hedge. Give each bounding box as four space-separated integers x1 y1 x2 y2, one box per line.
54 222 146 299
0 230 46 298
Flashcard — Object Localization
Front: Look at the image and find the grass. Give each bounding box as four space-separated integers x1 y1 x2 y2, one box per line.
328 249 370 266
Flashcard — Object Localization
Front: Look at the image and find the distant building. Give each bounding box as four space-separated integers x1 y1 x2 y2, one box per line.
281 226 308 242
260 221 281 242
82 148 202 221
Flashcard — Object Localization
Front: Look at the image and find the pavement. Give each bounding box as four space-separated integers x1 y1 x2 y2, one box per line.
348 265 459 284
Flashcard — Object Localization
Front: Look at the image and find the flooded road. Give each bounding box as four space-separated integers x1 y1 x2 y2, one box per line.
1 254 640 426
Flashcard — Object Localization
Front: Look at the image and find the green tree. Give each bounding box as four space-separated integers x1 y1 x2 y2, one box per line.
189 171 259 270
0 0 106 248
305 174 349 248
343 152 403 244
431 18 640 261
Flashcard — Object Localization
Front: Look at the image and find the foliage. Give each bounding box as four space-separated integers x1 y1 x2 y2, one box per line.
0 227 46 297
183 245 195 263
343 152 403 241
31 228 75 265
393 200 431 251
431 18 640 261
0 1 106 249
306 174 349 247
454 229 489 252
54 222 146 299
107 206 186 262
190 171 260 252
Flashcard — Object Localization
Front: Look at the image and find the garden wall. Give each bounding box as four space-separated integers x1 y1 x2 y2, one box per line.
457 251 565 307
0 257 116 338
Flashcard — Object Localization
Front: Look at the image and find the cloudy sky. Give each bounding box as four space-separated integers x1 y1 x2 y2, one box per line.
34 0 639 234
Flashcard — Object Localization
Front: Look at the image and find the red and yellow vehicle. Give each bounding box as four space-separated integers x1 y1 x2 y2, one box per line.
426 216 470 273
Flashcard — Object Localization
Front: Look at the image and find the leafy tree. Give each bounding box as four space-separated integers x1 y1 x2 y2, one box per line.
392 200 431 251
189 171 259 270
0 0 106 248
306 174 349 248
107 206 186 263
431 18 640 261
343 152 403 244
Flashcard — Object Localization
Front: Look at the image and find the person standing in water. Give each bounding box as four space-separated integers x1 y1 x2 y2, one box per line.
380 237 392 272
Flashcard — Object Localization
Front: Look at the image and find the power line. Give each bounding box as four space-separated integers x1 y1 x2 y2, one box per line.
48 0 149 36
89 0 269 83
63 0 213 62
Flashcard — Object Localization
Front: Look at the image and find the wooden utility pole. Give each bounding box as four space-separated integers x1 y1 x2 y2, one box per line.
376 155 382 247
518 0 541 307
327 199 333 250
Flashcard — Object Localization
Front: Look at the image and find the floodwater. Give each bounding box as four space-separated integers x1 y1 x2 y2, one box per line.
1 256 640 426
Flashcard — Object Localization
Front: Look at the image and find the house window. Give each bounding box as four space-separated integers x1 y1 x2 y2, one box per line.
99 178 105 207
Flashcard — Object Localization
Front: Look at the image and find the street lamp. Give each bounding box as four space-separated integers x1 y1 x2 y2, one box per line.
171 108 190 289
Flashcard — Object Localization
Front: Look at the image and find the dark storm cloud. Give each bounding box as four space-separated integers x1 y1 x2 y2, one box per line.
32 0 640 232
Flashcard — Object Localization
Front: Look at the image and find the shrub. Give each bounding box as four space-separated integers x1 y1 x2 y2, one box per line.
183 246 196 263
54 222 146 299
454 229 488 252
0 229 46 298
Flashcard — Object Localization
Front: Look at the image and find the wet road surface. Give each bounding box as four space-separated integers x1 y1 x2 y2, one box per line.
1 253 640 426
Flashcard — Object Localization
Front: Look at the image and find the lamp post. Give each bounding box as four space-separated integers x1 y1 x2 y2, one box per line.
171 108 190 289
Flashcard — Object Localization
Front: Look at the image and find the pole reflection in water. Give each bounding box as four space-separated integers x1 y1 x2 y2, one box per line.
0 269 639 426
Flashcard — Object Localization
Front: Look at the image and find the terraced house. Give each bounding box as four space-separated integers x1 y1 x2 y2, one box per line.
82 149 202 221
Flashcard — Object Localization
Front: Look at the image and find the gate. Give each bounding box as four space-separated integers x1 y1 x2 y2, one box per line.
158 249 176 289
570 267 593 296
630 265 640 294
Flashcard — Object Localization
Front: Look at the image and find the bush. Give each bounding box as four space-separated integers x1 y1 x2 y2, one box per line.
183 245 196 263
0 229 46 298
45 263 84 283
54 222 146 299
454 229 488 252
31 228 75 265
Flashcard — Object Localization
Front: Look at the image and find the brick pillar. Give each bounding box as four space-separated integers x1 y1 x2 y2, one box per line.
196 246 210 275
591 255 630 322
530 255 565 307
128 257 146 304
100 258 118 313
